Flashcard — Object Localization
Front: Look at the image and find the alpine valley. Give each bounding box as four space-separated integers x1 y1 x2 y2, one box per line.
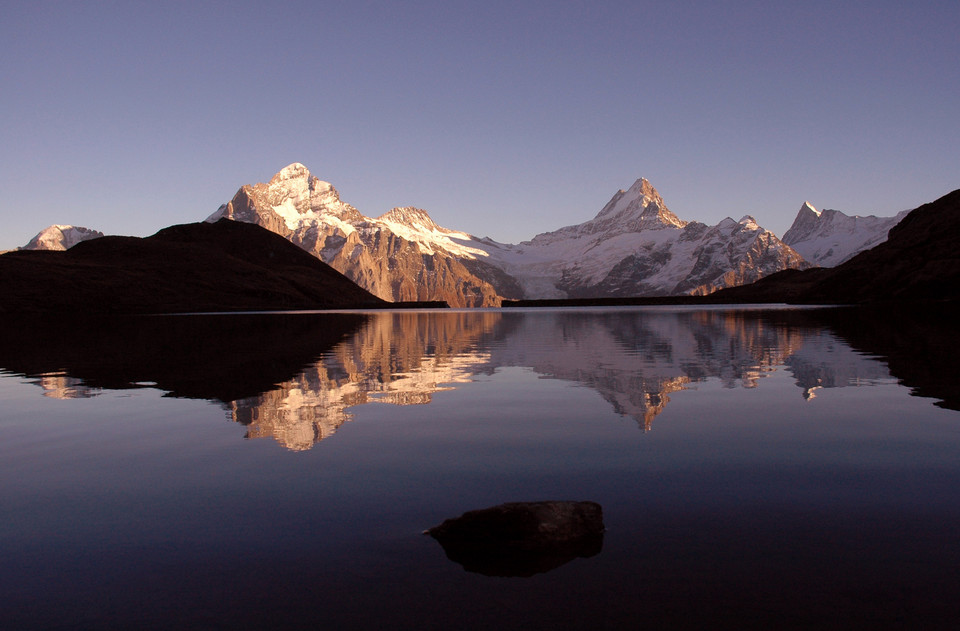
17 163 913 307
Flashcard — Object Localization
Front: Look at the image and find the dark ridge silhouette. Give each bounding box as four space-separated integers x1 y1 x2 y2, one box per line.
0 219 445 314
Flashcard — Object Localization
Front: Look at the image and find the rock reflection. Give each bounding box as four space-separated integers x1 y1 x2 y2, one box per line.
2 305 955 450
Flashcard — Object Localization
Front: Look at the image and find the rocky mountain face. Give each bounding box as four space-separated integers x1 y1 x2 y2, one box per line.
782 202 908 267
206 163 511 307
211 164 808 305
21 225 104 251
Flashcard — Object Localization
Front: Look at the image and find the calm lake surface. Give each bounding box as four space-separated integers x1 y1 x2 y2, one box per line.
2 305 959 629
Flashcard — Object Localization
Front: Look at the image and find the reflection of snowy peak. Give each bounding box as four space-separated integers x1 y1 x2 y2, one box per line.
230 308 892 441
783 329 892 399
224 312 498 450
486 310 809 428
209 164 807 305
22 225 104 251
782 201 908 267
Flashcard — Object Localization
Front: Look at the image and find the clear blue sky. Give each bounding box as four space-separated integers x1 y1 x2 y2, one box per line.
2 0 958 250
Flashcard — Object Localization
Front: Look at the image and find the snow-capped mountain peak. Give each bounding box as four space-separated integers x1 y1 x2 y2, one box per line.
782 202 908 267
378 206 441 231
271 162 312 184
527 177 686 248
21 225 104 251
376 207 487 258
781 202 823 244
593 177 684 228
207 162 364 230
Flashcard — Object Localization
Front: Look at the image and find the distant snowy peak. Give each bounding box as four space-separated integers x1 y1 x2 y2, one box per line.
782 202 908 267
717 215 761 232
375 206 487 257
270 162 312 184
378 206 442 231
22 225 104 251
529 177 685 246
593 177 685 228
781 202 822 244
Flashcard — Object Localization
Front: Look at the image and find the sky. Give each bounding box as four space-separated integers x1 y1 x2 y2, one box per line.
2 0 958 251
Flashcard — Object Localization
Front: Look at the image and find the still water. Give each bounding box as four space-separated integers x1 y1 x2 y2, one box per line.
1 306 959 629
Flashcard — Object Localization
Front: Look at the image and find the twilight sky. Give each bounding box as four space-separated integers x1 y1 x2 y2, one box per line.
2 0 958 251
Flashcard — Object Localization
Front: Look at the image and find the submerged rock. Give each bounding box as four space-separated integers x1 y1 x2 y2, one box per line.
426 500 604 577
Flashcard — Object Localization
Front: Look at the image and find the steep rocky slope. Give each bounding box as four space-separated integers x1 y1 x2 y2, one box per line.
207 163 512 307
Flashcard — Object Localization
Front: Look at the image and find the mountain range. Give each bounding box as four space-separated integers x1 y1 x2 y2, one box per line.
9 163 942 308
205 164 815 306
710 187 960 304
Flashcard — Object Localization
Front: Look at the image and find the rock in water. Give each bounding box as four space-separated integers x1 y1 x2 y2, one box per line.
426 501 604 577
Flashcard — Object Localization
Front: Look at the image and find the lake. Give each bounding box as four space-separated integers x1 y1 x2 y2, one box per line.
2 305 959 629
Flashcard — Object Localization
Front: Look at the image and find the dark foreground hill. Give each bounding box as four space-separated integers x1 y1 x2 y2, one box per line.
0 219 392 314
708 187 960 304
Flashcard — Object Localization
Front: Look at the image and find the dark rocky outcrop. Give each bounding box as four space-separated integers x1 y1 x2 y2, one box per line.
426 501 604 577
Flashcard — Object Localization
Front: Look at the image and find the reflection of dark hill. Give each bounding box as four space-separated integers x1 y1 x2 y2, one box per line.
0 313 365 402
711 188 960 304
808 304 960 411
0 219 387 314
427 501 604 577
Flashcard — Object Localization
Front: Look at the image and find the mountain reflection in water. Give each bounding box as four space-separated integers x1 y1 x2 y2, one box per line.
0 305 957 451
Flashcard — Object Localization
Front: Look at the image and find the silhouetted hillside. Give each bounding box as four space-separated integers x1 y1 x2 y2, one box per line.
0 219 389 314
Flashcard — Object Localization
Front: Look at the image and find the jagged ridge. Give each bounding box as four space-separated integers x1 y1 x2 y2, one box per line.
207 164 809 305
